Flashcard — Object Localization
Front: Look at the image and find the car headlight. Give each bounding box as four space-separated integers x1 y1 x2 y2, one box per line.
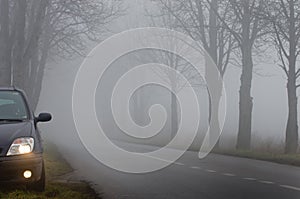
6 137 34 156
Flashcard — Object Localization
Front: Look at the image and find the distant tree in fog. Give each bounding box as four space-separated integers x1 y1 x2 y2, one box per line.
268 0 300 153
151 0 235 148
0 0 122 110
137 5 201 140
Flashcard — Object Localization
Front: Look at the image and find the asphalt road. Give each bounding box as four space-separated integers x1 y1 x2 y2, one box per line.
60 142 300 199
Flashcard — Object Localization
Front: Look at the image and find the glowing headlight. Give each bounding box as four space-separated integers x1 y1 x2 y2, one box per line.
7 137 34 156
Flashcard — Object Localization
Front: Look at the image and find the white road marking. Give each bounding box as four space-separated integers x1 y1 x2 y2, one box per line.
259 180 275 184
280 185 300 191
174 162 184 166
206 169 217 173
222 173 236 177
242 177 257 181
190 166 201 170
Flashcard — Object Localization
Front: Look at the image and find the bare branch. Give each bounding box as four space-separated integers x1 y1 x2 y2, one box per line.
205 0 242 45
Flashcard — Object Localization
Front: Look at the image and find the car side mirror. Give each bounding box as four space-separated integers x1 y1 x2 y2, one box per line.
35 113 52 123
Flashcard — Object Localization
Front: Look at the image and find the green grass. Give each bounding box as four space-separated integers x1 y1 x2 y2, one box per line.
0 143 100 199
0 183 99 199
43 142 73 179
215 149 300 167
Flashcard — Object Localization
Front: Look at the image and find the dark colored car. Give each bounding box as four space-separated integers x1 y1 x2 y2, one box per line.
0 87 51 191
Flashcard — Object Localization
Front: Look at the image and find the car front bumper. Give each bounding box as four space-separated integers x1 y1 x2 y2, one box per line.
0 153 43 183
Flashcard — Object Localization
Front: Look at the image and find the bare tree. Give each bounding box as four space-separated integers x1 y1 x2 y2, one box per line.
0 0 122 110
269 0 300 153
210 0 268 150
133 41 200 141
133 2 204 140
142 50 199 140
28 0 122 109
151 0 235 147
12 0 48 94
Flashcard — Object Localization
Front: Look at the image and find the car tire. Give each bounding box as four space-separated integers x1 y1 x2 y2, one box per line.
26 161 45 192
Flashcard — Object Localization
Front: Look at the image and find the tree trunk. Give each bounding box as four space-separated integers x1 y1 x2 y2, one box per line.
171 91 178 139
15 0 48 109
207 87 222 149
0 0 11 86
236 43 253 150
13 0 27 89
30 33 51 111
285 80 298 153
236 2 253 150
285 1 298 153
133 88 143 125
207 0 220 149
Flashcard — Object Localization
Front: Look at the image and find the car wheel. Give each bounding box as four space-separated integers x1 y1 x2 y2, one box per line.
26 161 45 192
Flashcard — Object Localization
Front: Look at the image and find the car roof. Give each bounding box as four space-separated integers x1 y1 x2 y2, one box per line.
0 87 21 92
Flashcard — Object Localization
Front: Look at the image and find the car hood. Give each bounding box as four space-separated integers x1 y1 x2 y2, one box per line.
0 121 32 146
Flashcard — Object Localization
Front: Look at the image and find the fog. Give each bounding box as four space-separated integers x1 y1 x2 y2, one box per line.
35 0 299 155
36 51 291 150
1 0 300 198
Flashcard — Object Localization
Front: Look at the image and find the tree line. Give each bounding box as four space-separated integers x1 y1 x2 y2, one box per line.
151 0 300 154
0 0 299 154
0 0 122 109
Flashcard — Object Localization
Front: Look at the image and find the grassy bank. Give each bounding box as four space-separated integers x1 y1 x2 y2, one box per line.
0 143 100 199
215 149 300 167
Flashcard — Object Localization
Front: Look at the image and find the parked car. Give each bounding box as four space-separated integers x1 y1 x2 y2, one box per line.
0 87 51 191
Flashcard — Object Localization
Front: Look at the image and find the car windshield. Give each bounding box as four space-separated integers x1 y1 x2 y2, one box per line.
0 91 29 120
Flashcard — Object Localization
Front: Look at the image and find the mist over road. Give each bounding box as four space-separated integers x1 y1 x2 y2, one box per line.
37 64 300 198
59 141 300 199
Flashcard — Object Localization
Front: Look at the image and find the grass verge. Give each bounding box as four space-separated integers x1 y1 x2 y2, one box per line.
215 149 300 167
0 142 100 199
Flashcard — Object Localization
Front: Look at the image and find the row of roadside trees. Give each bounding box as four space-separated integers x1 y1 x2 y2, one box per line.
150 0 300 154
0 0 299 154
0 0 122 109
